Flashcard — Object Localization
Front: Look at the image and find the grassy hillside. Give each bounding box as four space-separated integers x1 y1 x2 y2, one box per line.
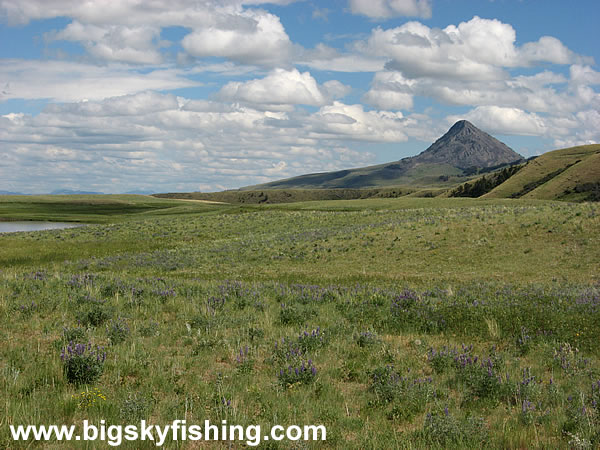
0 194 229 223
154 187 422 204
1 196 600 448
242 161 472 190
484 144 600 201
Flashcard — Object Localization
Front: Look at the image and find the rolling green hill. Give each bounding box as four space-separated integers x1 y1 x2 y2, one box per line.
483 144 600 201
240 161 469 190
154 186 421 204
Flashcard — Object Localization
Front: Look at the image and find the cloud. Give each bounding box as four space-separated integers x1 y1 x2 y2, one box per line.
296 43 385 72
217 68 327 107
358 17 590 82
216 69 351 109
52 21 163 64
308 102 408 142
374 65 599 117
570 64 600 86
0 0 299 25
1 0 296 66
362 71 414 110
449 106 547 136
359 19 510 81
0 92 383 193
349 0 432 19
519 36 593 66
0 59 199 102
322 80 352 99
44 91 181 117
181 8 293 66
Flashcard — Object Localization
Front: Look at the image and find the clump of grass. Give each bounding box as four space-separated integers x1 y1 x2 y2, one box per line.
516 326 533 355
420 408 488 447
368 365 436 421
62 325 87 344
554 342 590 375
77 303 112 327
139 320 160 337
427 345 463 373
106 317 130 345
234 346 253 374
120 393 150 421
387 289 447 333
355 330 379 348
279 303 314 325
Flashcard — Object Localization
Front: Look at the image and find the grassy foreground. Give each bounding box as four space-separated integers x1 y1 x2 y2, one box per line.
1 195 599 448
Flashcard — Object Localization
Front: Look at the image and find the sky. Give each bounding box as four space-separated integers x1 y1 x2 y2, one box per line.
0 0 599 194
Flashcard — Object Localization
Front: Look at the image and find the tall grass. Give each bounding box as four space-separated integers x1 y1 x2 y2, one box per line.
0 197 599 448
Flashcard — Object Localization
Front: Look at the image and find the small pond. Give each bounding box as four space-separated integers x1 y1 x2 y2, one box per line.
0 221 83 234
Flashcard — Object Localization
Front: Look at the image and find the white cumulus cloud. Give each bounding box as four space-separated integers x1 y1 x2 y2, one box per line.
181 8 293 66
0 59 199 102
358 17 590 82
0 92 384 193
449 106 547 136
349 0 432 19
217 68 328 107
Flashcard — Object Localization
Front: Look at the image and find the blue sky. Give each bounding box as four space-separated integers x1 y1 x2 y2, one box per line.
0 0 598 194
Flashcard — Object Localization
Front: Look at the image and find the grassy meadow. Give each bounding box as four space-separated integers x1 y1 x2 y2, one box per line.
1 195 599 448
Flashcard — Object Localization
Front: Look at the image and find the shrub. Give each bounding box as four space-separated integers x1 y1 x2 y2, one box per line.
355 330 379 348
387 290 447 333
368 365 436 418
427 345 462 373
278 360 317 388
77 303 112 327
61 342 106 385
235 346 254 374
297 327 328 353
271 338 304 364
139 320 160 337
279 303 314 325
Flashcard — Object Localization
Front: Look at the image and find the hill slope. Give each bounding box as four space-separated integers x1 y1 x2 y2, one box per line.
242 120 523 190
483 144 600 201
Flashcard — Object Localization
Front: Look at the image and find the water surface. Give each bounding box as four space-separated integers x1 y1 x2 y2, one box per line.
0 221 83 233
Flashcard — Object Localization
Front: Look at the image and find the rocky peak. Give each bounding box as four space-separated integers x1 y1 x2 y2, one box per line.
415 120 523 169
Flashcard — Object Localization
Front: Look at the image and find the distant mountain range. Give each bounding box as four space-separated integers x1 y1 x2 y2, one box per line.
50 189 105 195
0 189 156 196
242 120 524 190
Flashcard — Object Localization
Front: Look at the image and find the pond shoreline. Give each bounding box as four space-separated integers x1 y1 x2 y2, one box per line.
0 221 86 233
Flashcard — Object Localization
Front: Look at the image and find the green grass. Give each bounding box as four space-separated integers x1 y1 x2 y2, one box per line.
1 195 599 448
0 194 229 223
242 161 471 190
154 186 420 204
485 144 600 201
